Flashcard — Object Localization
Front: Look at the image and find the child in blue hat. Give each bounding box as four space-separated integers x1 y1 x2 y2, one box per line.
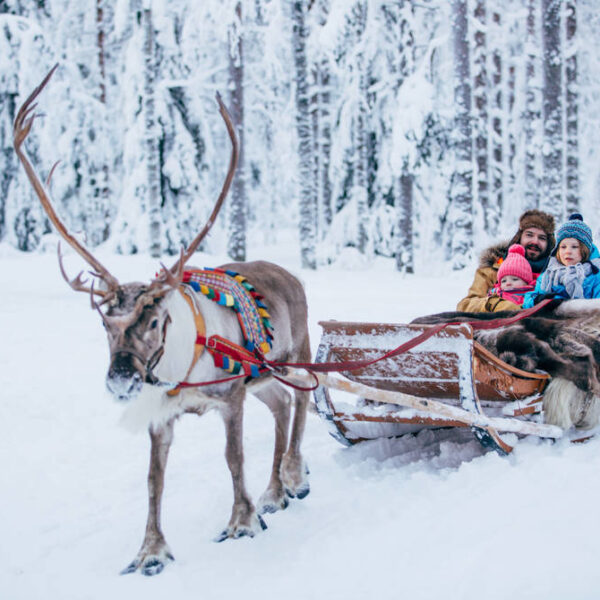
523 214 600 307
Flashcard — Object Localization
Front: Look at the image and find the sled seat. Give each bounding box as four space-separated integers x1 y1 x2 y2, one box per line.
312 320 551 454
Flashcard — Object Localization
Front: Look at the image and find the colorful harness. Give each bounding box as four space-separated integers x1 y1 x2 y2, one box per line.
167 268 274 396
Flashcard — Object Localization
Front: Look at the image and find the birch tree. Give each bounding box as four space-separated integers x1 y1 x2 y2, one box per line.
352 0 369 255
490 10 503 233
143 3 161 258
396 164 414 273
473 0 489 232
541 0 563 218
565 0 579 215
523 0 542 209
227 0 246 261
88 0 111 246
292 0 317 269
449 0 472 269
387 0 416 273
309 0 333 249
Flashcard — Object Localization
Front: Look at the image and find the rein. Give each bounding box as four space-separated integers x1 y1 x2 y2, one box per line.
164 299 554 394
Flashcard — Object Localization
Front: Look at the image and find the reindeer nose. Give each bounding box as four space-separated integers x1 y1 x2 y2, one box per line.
107 352 144 401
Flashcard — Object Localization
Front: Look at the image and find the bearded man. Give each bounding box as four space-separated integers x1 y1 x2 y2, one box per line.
457 209 556 312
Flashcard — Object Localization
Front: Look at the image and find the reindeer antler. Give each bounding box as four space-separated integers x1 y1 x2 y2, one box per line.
167 92 239 277
13 64 120 295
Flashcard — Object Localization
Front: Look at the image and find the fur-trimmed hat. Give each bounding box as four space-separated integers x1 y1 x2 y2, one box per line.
552 213 593 255
497 244 534 285
508 209 556 258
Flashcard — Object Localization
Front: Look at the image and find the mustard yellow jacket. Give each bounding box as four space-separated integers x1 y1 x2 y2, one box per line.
456 242 521 312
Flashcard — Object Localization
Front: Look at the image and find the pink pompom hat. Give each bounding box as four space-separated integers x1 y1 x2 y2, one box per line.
497 244 534 285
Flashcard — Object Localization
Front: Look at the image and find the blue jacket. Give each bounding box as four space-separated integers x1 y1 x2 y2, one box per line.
523 245 600 308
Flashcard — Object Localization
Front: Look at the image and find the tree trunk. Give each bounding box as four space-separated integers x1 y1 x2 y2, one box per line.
93 0 110 246
309 0 332 241
506 60 516 210
0 92 17 242
143 6 161 258
395 165 414 274
473 0 489 232
384 0 416 272
96 0 107 105
541 0 563 219
292 0 317 269
490 10 503 232
450 0 473 270
311 54 332 241
354 1 369 255
524 0 542 209
228 1 246 261
565 0 579 215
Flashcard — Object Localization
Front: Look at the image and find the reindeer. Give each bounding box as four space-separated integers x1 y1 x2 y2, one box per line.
14 66 311 576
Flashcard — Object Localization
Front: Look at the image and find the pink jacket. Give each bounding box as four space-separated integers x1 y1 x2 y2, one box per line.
489 283 535 306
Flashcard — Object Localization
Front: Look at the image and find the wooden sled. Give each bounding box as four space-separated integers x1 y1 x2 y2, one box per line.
281 321 562 455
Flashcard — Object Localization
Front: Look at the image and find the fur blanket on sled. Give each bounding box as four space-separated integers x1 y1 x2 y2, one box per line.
412 299 600 430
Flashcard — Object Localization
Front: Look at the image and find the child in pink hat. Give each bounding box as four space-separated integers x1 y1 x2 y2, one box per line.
487 244 535 310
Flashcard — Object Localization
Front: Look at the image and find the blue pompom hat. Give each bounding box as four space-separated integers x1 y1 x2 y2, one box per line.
552 213 593 255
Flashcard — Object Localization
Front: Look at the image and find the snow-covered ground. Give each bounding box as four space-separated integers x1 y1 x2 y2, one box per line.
2 243 600 600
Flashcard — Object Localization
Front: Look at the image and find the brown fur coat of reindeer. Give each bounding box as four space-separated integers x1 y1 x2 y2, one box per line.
413 299 600 431
14 66 311 576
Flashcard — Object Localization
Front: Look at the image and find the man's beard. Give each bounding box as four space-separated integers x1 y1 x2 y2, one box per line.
525 244 543 260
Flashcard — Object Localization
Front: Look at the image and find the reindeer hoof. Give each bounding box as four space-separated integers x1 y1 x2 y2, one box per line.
285 481 310 499
296 483 310 499
120 560 140 575
214 514 267 542
258 514 267 530
281 455 310 500
214 529 229 543
141 558 165 577
257 488 290 514
120 550 174 576
259 496 289 514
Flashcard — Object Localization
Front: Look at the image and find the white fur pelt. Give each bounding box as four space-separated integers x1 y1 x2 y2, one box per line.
543 377 600 430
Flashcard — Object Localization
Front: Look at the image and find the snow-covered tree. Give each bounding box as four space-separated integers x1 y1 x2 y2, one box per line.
541 0 563 219
291 0 317 269
227 0 246 261
565 0 579 215
523 0 543 209
473 0 489 233
448 0 472 270
1 0 596 276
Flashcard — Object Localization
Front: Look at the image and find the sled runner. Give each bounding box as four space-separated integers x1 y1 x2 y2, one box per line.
280 320 562 454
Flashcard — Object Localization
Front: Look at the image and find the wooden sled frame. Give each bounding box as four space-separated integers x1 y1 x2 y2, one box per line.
281 321 561 454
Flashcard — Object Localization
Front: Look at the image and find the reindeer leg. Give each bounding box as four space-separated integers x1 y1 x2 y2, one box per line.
253 383 291 514
121 420 175 576
281 387 310 499
281 335 311 500
215 388 266 542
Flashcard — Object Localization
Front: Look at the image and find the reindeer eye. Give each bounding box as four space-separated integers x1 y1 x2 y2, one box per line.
150 318 159 329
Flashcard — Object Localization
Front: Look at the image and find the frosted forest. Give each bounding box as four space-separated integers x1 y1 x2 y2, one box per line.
0 0 599 272
5 3 600 597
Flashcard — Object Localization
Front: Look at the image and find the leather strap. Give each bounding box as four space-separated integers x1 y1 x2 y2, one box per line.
167 288 206 397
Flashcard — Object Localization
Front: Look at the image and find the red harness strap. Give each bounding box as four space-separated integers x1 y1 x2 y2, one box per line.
253 299 556 374
168 299 555 393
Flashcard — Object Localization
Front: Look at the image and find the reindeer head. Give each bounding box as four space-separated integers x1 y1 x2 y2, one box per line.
14 65 238 402
99 282 174 400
